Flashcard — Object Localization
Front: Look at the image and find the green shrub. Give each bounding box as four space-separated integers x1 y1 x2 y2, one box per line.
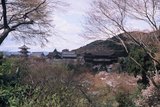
0 57 141 107
0 58 33 107
18 59 91 107
115 91 136 107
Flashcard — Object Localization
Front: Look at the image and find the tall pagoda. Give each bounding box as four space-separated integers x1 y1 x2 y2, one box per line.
19 45 30 57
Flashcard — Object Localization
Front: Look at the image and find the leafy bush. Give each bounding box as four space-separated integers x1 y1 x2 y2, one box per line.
115 91 136 107
0 58 33 107
0 57 151 107
0 58 93 107
136 75 160 107
19 59 92 107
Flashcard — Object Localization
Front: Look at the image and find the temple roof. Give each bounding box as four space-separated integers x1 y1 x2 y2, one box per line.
19 45 30 49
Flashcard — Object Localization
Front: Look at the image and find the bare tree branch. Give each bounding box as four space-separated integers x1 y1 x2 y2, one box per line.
1 0 9 28
0 0 62 46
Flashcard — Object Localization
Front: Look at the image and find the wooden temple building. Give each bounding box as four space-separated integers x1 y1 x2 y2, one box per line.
82 52 123 72
83 53 118 65
47 49 61 59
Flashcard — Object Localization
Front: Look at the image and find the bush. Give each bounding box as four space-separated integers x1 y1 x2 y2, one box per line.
115 91 136 107
0 58 33 107
0 57 147 107
136 75 160 107
19 59 91 107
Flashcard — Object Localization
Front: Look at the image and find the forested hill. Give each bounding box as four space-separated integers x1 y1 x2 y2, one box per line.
74 31 158 57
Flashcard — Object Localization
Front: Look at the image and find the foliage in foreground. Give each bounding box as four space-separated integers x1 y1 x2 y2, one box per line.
0 58 91 107
0 57 159 107
0 58 30 107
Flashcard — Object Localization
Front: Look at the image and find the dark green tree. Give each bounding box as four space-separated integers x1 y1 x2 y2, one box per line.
121 45 155 87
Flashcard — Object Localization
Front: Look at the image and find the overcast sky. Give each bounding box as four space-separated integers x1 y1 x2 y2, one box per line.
0 0 155 52
0 0 93 52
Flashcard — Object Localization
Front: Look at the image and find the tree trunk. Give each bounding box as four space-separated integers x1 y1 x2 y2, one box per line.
141 70 149 87
0 29 10 45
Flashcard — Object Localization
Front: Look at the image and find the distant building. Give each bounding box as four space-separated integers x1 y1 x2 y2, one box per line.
19 45 30 57
30 52 45 58
83 53 118 65
61 49 77 59
83 53 119 71
47 49 61 59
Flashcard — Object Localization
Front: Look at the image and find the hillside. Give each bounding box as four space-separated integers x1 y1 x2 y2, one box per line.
74 39 126 56
74 31 159 58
